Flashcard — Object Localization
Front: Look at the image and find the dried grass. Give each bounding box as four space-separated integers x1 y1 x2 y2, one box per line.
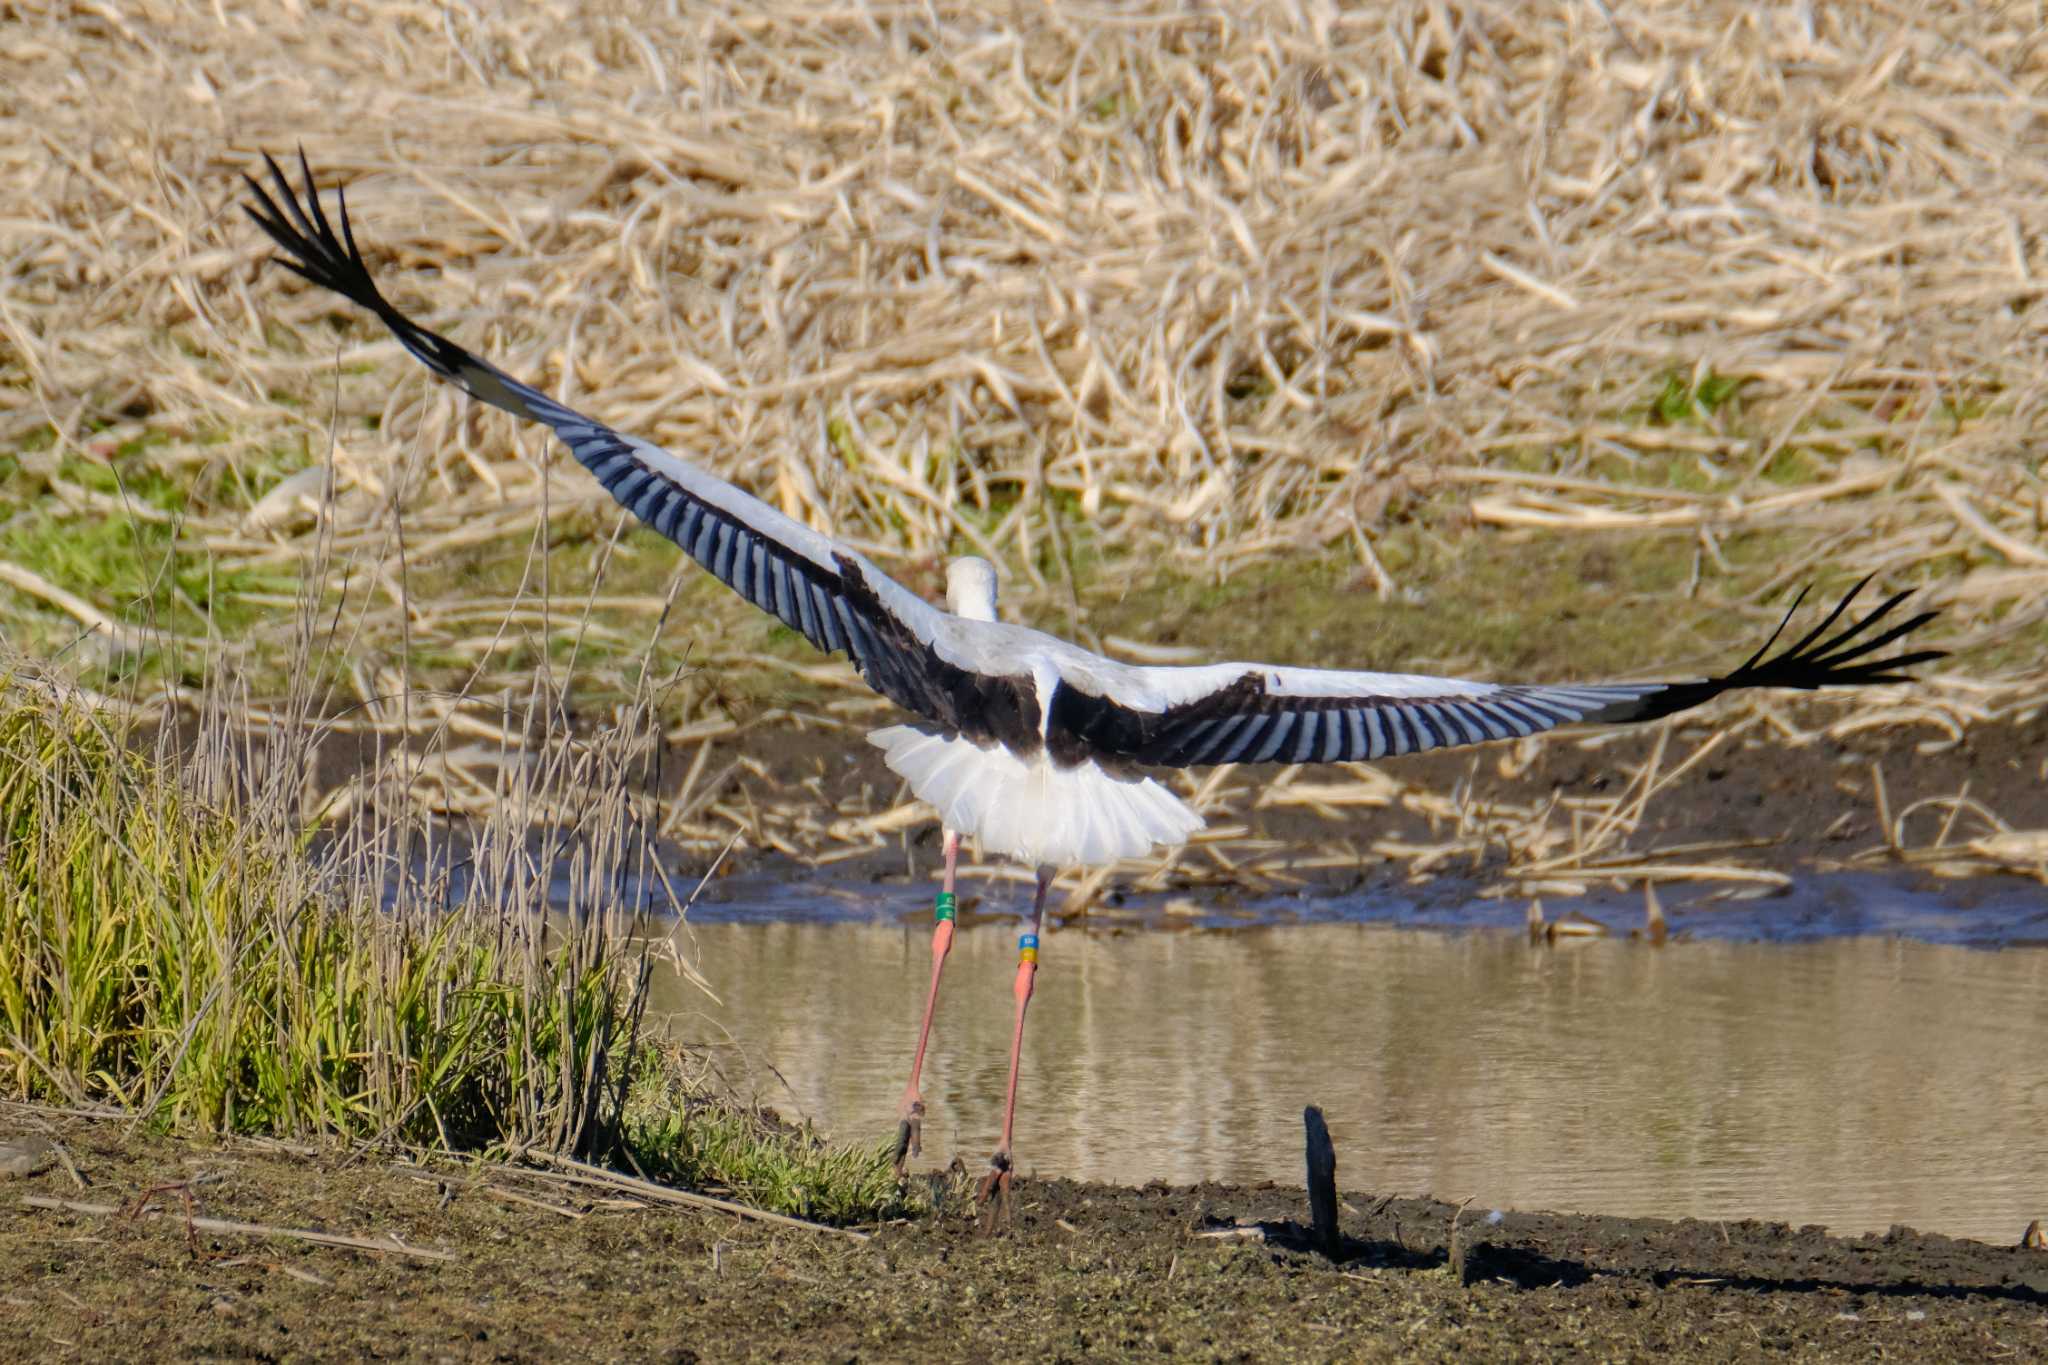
4 1 2046 887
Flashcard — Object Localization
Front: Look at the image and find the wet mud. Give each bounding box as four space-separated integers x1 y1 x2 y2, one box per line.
5 1113 2043 1361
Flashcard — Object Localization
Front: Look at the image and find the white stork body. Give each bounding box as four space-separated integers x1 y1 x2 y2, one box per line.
870 721 1201 869
862 563 1644 869
245 154 1942 1198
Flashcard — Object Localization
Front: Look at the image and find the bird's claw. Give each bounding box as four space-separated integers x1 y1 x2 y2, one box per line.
892 1106 924 1178
975 1150 1014 1233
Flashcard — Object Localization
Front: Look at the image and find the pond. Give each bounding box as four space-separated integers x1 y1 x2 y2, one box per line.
651 875 2048 1244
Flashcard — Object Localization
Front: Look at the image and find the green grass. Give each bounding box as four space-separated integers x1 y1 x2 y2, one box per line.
0 676 628 1146
624 1045 906 1223
0 434 1998 736
1086 520 1805 680
0 665 906 1221
0 435 303 676
1646 368 1745 427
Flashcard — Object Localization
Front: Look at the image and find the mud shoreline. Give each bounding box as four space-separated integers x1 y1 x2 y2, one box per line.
410 706 2046 933
5 1112 2043 1361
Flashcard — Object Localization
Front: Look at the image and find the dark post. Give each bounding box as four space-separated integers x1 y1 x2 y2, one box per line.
1303 1105 1339 1259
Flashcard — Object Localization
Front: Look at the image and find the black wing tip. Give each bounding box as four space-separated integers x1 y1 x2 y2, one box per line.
244 149 498 396
1638 579 1946 721
242 148 387 312
1750 583 1947 689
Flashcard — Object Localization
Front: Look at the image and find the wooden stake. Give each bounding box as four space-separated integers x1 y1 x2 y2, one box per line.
1303 1106 1340 1259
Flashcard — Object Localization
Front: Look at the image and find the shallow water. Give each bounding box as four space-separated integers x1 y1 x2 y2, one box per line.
677 864 2048 945
655 914 2048 1244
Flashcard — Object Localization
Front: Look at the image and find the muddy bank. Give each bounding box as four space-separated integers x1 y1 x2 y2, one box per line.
5 1113 2042 1361
252 702 2048 943
683 706 2048 892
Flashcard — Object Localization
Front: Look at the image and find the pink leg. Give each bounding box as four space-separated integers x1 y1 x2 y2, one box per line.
894 831 960 1175
978 865 1053 1225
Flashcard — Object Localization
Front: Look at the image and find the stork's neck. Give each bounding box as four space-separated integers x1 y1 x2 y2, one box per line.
945 557 999 622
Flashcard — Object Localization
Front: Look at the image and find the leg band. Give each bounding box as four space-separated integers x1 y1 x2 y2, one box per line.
935 891 956 923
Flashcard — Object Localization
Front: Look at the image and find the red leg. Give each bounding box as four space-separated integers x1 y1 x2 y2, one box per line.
895 830 960 1175
979 865 1052 1225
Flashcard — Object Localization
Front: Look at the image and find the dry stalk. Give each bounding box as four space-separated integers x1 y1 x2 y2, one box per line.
3 2 2043 884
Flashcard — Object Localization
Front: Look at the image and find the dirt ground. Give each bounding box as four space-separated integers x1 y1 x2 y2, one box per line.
5 1110 2043 1363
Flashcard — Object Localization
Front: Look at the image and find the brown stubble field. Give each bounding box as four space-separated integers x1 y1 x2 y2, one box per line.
7 1 2048 900
4 1 2047 892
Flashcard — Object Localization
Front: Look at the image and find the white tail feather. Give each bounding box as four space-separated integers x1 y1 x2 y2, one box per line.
868 725 1203 868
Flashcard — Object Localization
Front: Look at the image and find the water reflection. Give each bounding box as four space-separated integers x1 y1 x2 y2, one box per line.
656 922 2048 1243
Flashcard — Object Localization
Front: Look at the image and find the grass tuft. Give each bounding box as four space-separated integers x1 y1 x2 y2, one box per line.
0 667 634 1148
623 1044 909 1222
0 660 904 1223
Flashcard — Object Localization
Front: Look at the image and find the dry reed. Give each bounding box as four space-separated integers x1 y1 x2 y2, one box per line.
4 1 2045 888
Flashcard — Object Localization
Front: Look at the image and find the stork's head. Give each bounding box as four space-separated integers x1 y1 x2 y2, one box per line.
945 556 999 622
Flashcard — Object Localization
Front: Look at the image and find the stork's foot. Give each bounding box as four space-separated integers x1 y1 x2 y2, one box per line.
975 1150 1014 1233
892 1099 925 1178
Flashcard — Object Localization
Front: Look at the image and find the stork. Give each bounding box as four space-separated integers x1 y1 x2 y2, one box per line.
245 153 1943 1214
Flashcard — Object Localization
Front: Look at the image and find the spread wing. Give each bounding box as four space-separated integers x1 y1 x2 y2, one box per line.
1045 578 1943 767
248 152 1944 776
245 151 1023 741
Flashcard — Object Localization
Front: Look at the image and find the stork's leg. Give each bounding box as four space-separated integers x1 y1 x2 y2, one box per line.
978 864 1053 1228
894 830 960 1176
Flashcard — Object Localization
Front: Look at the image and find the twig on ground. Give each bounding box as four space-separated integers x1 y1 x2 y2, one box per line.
22 1195 458 1262
525 1152 871 1241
